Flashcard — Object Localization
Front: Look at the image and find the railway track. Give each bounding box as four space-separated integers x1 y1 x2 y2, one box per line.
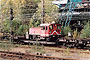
47 48 90 54
19 46 90 55
0 40 90 55
0 51 78 60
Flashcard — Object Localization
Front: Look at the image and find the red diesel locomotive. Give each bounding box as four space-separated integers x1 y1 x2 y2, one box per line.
26 23 61 41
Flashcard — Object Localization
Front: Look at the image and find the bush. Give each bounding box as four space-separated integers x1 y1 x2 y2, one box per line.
80 22 90 38
63 26 72 36
29 18 41 28
17 25 29 35
73 29 80 39
3 20 29 36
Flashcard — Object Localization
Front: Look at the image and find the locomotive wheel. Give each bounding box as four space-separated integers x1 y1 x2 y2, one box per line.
62 43 66 47
70 43 75 48
83 42 87 47
74 43 79 48
33 35 37 40
66 43 71 48
80 43 87 48
46 38 50 42
55 39 59 46
29 35 33 39
71 43 75 48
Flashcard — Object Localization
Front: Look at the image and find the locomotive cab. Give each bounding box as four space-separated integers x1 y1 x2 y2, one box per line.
40 23 61 41
48 24 61 41
49 24 61 36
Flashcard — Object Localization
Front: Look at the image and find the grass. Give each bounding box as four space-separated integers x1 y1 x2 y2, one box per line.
0 43 13 51
29 43 46 54
65 48 70 56
0 40 15 51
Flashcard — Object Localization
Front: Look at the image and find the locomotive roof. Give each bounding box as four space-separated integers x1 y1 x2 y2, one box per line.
40 23 59 26
40 23 51 26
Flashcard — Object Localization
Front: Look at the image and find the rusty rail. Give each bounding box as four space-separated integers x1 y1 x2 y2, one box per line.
0 51 79 60
47 48 90 54
19 46 90 54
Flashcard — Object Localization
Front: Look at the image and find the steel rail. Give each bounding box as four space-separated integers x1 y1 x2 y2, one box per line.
0 51 79 60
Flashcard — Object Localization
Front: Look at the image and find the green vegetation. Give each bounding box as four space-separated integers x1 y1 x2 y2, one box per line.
17 25 29 35
1 0 89 39
29 43 45 54
63 26 72 36
73 29 80 39
0 0 58 36
65 48 70 56
0 43 13 51
37 0 58 23
0 0 41 36
2 20 29 36
80 22 90 38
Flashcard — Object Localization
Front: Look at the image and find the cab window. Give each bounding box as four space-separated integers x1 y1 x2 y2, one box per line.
49 25 53 30
57 25 60 29
46 26 48 30
41 26 45 30
41 26 48 30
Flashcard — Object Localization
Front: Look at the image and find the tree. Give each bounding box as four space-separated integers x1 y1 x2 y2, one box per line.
0 0 40 35
63 26 72 36
80 21 90 38
2 19 29 36
17 25 29 35
0 0 39 22
29 14 41 27
20 0 39 19
0 0 59 36
37 0 59 23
